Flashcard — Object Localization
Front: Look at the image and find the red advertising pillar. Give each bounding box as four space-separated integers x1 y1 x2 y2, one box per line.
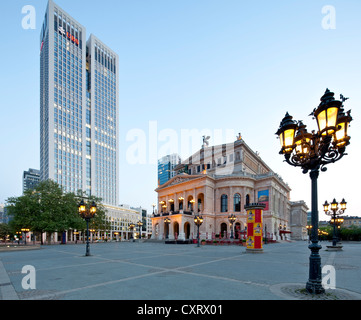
245 203 266 253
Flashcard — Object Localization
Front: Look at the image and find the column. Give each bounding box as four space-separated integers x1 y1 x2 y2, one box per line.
174 192 178 212
245 203 266 253
229 186 233 213
178 219 185 240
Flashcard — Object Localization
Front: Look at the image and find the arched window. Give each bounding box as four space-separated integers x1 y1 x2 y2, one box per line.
234 194 241 212
246 194 250 206
221 194 228 212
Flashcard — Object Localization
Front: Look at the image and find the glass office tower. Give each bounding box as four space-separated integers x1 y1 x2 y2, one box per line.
40 0 119 205
86 35 119 206
23 169 41 193
158 154 181 186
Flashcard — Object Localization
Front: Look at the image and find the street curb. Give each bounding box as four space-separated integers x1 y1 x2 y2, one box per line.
0 260 19 300
0 246 41 252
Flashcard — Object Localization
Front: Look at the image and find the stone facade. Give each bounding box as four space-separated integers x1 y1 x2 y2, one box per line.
151 138 308 242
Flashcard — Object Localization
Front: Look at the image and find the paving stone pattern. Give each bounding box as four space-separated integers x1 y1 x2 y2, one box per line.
0 241 360 300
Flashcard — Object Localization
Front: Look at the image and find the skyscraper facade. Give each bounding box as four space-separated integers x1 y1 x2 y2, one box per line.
23 168 41 193
158 154 181 186
40 0 119 205
86 34 119 205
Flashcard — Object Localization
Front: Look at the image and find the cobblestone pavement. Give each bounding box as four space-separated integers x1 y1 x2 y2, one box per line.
0 241 360 300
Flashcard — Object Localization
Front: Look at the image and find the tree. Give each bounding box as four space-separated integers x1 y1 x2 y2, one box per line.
7 180 83 244
0 223 11 242
340 226 361 241
6 180 109 245
7 189 41 240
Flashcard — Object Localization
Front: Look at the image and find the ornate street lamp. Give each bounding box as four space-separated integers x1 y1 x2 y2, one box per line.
324 198 346 247
78 199 97 256
276 89 352 294
194 215 204 247
137 220 143 241
164 217 171 239
228 214 236 239
306 225 313 243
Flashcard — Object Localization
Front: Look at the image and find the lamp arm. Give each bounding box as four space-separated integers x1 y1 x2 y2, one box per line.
319 148 346 172
284 136 347 174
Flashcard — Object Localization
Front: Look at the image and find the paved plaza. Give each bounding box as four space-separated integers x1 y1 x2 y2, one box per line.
0 241 361 301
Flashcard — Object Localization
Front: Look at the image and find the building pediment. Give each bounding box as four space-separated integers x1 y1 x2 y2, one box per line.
156 173 205 190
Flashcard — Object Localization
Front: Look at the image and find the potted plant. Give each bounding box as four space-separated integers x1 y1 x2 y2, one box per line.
201 239 206 245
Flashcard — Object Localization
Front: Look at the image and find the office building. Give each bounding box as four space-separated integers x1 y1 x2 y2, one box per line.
158 154 181 186
40 0 119 205
23 168 41 193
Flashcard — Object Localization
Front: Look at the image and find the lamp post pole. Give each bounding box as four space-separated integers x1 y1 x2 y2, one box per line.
137 220 143 242
228 214 236 239
78 199 97 257
85 218 90 255
307 167 323 293
306 225 312 243
276 89 353 294
194 216 203 247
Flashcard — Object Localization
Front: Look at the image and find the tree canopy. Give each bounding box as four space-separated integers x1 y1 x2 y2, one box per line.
6 180 110 244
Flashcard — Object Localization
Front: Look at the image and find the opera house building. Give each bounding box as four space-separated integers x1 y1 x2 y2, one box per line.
151 136 308 243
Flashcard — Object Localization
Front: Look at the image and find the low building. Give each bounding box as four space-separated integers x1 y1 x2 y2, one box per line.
130 206 152 239
342 216 361 228
151 137 308 242
52 204 144 243
103 204 142 241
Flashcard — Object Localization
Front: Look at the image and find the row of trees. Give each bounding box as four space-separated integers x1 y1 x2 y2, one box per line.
319 225 361 241
4 180 110 244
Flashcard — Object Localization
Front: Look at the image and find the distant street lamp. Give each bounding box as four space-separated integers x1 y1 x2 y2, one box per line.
194 215 203 247
78 200 97 256
276 89 352 294
228 214 236 239
306 225 313 243
137 220 143 242
323 198 346 247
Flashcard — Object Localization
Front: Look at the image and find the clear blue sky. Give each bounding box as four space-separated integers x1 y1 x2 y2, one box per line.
0 0 360 220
